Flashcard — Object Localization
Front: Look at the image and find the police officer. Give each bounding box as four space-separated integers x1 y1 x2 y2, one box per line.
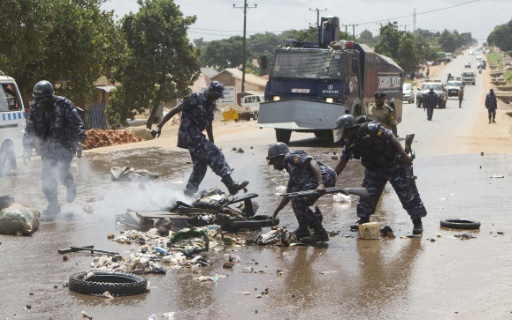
267 142 336 243
423 87 438 121
485 88 497 123
333 114 427 235
458 85 464 108
151 81 248 196
368 91 398 136
22 80 85 215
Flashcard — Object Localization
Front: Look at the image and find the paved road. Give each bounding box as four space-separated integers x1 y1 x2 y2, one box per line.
1 50 512 319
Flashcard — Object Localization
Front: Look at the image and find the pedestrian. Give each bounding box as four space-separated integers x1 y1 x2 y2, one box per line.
333 114 427 235
458 85 464 108
267 142 336 243
447 73 452 82
426 66 430 78
151 81 248 196
22 80 85 215
485 88 497 123
368 91 398 137
423 87 438 121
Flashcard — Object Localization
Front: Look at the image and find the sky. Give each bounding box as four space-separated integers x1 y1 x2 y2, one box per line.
101 0 510 44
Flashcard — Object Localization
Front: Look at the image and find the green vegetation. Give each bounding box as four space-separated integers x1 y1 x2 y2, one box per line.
488 19 512 52
487 53 504 69
503 70 512 84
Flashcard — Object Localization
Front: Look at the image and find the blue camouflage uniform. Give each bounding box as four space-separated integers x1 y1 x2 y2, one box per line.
284 150 337 226
485 92 497 123
340 121 427 220
22 96 85 204
176 91 232 193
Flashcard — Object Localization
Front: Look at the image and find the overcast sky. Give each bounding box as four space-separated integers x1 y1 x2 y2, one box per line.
101 0 510 44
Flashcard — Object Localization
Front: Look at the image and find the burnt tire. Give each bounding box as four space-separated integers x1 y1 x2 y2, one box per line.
440 218 481 230
225 215 279 231
68 271 148 296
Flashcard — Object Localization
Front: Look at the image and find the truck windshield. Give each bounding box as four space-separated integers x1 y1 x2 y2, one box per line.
271 49 343 80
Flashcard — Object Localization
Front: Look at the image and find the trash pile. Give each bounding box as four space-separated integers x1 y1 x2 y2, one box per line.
83 129 144 150
0 203 40 235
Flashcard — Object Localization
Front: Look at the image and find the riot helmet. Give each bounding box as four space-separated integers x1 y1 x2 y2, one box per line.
33 80 54 102
267 142 289 160
208 81 225 98
333 114 357 143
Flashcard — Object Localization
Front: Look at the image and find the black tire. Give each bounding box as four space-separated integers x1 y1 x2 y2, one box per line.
68 271 148 296
0 140 16 176
225 215 279 231
275 129 291 143
440 218 481 230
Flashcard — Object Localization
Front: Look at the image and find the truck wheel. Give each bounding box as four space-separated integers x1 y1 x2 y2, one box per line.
275 129 291 143
252 112 258 121
0 140 16 176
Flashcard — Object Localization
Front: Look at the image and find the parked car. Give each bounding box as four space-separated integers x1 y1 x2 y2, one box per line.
402 83 415 104
445 80 464 97
464 62 471 68
416 82 447 108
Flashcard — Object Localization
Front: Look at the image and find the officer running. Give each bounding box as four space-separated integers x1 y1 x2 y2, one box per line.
333 114 427 235
267 142 336 243
151 81 248 196
368 91 398 137
485 88 497 123
22 80 85 215
423 87 438 121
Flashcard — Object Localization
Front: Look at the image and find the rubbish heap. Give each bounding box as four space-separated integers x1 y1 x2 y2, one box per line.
83 129 144 150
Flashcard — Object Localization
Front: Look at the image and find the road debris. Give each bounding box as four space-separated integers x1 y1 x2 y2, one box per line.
83 129 144 150
454 233 476 240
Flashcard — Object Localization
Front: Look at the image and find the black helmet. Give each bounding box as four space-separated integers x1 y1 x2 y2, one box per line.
267 142 289 160
333 114 357 142
33 80 54 100
209 81 225 98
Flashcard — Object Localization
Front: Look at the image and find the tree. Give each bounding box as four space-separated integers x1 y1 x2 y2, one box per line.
438 29 456 52
200 37 247 69
0 0 123 108
374 22 402 59
488 20 512 52
358 29 378 47
107 0 201 129
397 33 419 75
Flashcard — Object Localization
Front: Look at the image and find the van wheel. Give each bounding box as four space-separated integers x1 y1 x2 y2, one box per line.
275 129 291 143
252 112 258 121
0 140 16 176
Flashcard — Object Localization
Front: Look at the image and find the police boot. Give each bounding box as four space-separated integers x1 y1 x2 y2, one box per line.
221 175 249 195
300 223 329 243
412 218 423 235
314 206 323 224
66 182 77 203
292 216 311 239
350 216 370 230
43 200 61 215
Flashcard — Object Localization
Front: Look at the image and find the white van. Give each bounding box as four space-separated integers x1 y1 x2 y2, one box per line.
241 94 264 116
0 73 26 175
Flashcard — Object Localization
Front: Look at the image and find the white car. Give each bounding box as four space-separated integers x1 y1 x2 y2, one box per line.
402 83 414 104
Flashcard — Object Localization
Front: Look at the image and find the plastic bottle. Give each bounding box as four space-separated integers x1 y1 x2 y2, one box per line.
154 246 168 255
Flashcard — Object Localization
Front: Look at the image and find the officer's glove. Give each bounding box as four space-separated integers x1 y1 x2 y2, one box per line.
151 127 161 138
22 148 32 164
76 142 83 158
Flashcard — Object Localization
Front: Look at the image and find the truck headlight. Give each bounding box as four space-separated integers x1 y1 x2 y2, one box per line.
325 97 334 103
273 96 281 101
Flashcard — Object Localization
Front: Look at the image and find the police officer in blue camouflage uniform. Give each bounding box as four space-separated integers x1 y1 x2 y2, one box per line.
151 81 248 196
22 80 85 215
267 142 336 243
333 114 427 235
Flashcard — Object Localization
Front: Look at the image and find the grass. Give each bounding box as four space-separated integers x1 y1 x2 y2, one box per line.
504 69 512 84
487 53 504 69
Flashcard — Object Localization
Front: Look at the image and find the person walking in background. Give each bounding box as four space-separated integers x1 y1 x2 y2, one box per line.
423 87 438 121
22 80 85 215
485 89 497 124
458 86 464 108
150 81 249 196
267 142 336 243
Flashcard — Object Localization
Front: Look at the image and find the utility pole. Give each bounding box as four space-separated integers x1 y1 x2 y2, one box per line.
233 1 257 96
343 24 358 40
413 8 416 33
309 8 327 27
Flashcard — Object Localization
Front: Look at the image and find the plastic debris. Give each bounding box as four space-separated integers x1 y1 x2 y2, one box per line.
111 167 159 181
0 203 40 235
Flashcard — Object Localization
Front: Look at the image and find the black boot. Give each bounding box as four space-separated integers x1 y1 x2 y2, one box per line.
314 206 323 224
350 216 370 230
221 175 249 195
412 218 423 235
43 200 61 215
301 223 329 243
292 223 311 239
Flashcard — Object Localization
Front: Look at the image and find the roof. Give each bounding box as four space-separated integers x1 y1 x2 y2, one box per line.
221 68 268 87
96 85 116 93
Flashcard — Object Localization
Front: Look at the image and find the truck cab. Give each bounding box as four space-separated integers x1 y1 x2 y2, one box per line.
0 73 26 176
